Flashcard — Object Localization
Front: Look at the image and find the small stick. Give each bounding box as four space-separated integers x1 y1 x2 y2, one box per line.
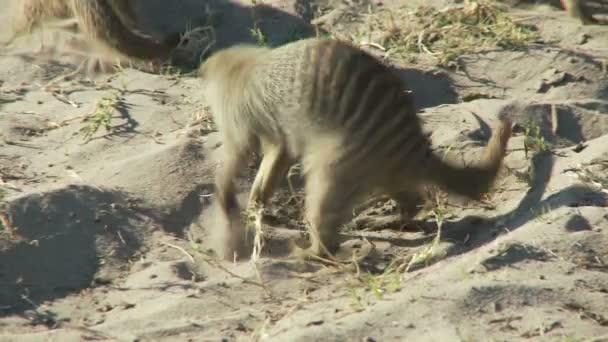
550 104 559 135
162 241 195 263
359 41 387 51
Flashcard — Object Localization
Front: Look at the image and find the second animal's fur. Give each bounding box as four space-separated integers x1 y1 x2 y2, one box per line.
4 0 181 70
199 37 513 260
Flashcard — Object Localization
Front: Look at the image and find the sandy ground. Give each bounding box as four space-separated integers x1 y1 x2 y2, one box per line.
1 0 608 341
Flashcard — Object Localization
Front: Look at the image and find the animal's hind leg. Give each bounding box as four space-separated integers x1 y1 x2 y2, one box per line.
392 190 429 232
393 190 425 219
294 164 360 259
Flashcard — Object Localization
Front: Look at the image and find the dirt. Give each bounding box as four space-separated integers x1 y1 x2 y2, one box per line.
1 0 608 341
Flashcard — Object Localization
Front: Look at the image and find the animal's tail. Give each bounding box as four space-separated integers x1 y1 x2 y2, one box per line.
425 117 513 200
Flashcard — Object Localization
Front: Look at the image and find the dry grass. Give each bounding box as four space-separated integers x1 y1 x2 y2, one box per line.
523 119 551 158
366 0 537 66
348 262 401 310
244 200 267 264
80 94 118 142
176 25 216 66
402 192 447 272
250 0 268 46
347 190 449 310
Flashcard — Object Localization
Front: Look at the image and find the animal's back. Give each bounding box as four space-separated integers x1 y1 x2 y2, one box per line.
257 38 427 173
251 37 509 196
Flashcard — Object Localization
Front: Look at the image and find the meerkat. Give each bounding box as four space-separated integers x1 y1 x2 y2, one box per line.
199 37 513 261
4 0 181 72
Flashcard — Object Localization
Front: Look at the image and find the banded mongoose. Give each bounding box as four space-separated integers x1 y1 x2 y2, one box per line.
199 37 513 260
4 0 181 70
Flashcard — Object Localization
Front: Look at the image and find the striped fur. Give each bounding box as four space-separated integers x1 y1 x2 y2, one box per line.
4 0 179 62
199 37 512 260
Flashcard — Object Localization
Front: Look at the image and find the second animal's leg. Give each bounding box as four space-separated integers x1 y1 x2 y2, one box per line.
85 56 120 74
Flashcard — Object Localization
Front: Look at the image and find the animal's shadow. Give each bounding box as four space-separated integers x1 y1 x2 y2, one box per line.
0 180 216 316
392 66 459 111
132 0 320 69
400 150 605 271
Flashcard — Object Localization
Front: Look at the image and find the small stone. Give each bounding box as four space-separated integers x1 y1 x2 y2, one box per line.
575 33 590 45
545 71 568 85
120 302 135 310
535 80 549 93
543 68 558 79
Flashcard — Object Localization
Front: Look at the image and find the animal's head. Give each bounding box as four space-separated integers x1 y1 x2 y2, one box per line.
199 44 267 81
198 44 269 111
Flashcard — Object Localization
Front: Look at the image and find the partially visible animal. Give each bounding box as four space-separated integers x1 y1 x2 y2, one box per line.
3 0 182 73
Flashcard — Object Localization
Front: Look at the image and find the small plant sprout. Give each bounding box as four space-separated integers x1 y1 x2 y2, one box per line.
80 94 118 142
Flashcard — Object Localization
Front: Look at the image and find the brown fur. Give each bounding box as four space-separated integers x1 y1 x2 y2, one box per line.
199 37 513 260
561 0 605 24
4 0 181 70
